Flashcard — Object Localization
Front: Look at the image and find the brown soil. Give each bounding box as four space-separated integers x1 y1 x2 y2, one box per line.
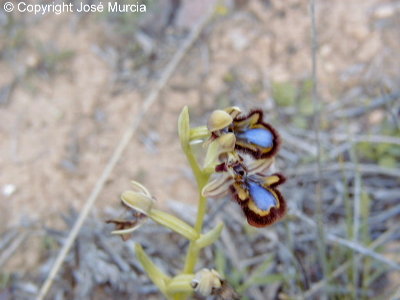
1 0 399 298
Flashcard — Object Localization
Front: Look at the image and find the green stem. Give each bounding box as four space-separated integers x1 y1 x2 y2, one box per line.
181 142 210 274
185 146 205 188
182 167 210 273
174 107 215 299
183 243 200 274
194 177 210 232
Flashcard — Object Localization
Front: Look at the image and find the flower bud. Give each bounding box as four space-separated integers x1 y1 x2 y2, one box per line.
217 133 236 152
203 133 236 172
121 190 154 216
207 110 232 132
178 106 191 151
191 269 223 297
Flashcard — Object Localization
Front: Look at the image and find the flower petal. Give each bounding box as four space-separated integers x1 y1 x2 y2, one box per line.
130 180 152 197
248 181 278 211
236 128 274 148
232 109 281 159
223 106 242 118
202 174 233 198
242 187 286 228
246 157 274 174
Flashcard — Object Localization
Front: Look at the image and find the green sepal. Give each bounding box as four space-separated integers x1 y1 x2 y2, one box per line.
190 126 209 141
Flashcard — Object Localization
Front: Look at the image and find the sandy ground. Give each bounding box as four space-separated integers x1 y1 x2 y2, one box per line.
1 0 399 283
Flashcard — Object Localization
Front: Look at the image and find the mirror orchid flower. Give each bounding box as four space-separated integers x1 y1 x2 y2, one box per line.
202 152 286 227
207 107 281 159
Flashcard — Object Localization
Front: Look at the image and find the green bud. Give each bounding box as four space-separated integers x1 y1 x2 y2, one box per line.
178 106 191 152
192 269 223 297
121 190 154 215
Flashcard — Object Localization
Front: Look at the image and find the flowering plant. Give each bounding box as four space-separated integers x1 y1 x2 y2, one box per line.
107 106 286 299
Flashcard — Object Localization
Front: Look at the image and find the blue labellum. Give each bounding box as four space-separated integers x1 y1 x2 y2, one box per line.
248 181 277 211
237 128 274 148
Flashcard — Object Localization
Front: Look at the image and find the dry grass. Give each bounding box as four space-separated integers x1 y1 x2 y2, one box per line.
1 0 399 299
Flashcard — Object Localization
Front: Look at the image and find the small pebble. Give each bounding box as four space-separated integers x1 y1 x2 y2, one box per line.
2 184 16 197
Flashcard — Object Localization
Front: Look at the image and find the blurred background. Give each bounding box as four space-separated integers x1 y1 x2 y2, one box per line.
0 0 399 299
